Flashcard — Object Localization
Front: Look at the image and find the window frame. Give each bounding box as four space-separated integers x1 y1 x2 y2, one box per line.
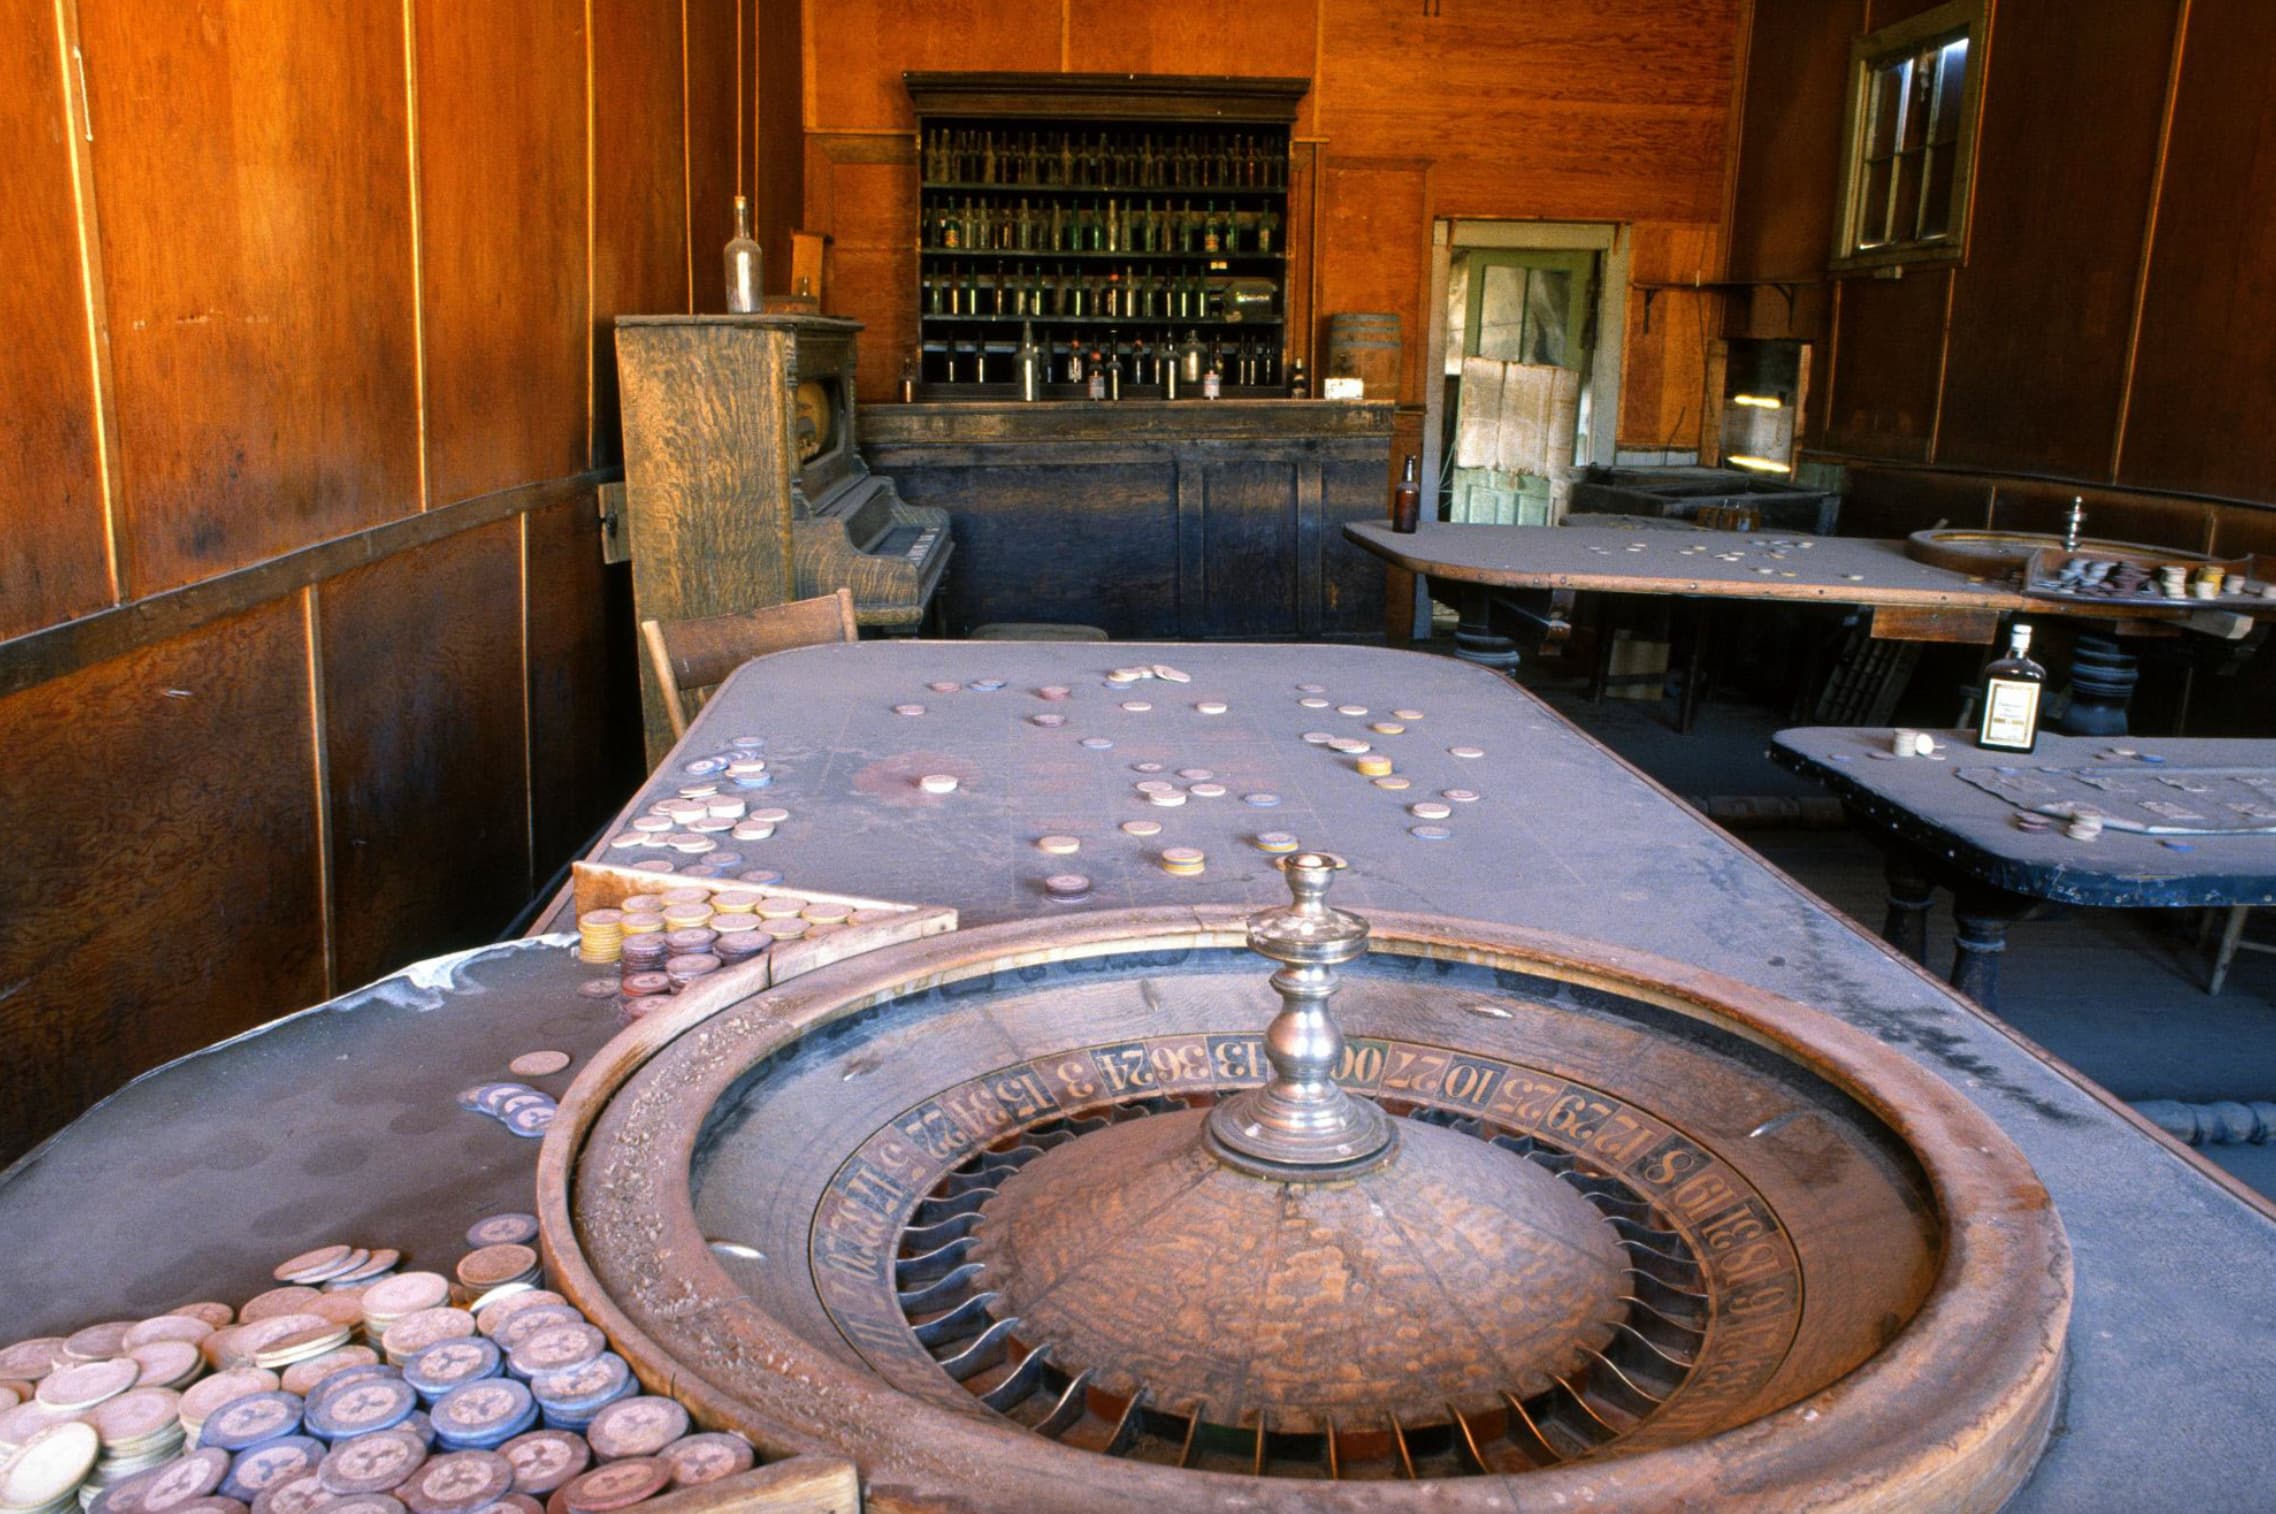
1829 0 1989 273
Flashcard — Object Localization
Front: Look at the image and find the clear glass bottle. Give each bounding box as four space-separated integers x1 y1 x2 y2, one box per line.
724 195 762 313
1976 622 2047 753
1017 323 1042 403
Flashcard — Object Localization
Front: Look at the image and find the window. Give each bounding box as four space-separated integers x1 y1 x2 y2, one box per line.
1832 0 1986 270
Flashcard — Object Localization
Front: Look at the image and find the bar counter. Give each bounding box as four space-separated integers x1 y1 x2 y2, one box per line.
859 399 1395 639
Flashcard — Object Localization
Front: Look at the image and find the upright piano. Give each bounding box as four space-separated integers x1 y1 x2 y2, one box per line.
780 318 953 632
616 313 954 757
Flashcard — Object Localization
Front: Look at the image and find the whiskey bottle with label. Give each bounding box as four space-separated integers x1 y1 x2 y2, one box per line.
1976 622 2047 753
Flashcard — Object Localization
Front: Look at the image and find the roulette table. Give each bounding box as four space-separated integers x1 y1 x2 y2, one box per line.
3 643 2271 1509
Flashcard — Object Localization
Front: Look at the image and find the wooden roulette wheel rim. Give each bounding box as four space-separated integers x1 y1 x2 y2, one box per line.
538 904 2070 1512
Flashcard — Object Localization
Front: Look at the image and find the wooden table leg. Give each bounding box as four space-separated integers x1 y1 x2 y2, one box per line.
1950 885 2035 1012
1678 599 1714 734
1881 844 1936 966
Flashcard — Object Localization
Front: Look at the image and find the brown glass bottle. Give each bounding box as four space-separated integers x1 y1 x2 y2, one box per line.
1391 454 1421 533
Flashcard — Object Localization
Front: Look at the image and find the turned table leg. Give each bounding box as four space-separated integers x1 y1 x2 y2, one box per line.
1448 583 1520 673
1881 846 1936 966
1950 885 2037 1012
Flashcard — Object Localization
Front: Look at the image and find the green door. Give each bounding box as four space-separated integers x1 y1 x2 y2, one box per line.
1445 248 1596 525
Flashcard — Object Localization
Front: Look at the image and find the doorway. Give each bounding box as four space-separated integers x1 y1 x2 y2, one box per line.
1422 221 1629 519
1444 246 1598 524
1415 220 1630 638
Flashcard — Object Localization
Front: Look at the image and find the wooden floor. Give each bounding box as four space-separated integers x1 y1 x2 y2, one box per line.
1512 659 2276 1201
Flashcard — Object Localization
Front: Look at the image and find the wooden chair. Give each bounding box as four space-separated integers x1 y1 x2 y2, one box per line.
640 588 858 742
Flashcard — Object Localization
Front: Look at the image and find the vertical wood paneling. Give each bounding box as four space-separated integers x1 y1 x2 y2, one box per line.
1724 0 1861 281
1820 269 1948 462
1319 0 1739 223
1068 0 1318 128
805 0 1061 131
1383 407 1423 638
685 0 745 313
0 599 325 1160
1315 157 1430 408
524 490 644 875
1285 142 1318 375
1937 0 2179 480
806 133 918 397
415 0 588 502
2121 0 2276 501
321 518 530 991
1621 222 1725 450
1320 452 1388 631
1295 459 1325 636
0 0 720 1162
79 0 422 595
753 0 804 285
1735 0 2276 515
1174 457 1205 638
1199 462 1300 637
591 0 692 471
0 0 111 637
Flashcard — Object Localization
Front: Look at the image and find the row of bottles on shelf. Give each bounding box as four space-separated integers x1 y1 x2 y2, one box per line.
923 266 1275 323
922 127 1285 189
913 327 1305 398
925 197 1279 256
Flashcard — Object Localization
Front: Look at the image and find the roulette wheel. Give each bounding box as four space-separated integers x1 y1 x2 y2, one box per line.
543 852 2069 1511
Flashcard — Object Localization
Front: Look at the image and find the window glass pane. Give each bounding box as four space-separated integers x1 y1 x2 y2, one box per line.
1893 149 1926 241
1920 146 1956 239
1839 6 1979 264
1868 61 1908 157
1524 270 1571 367
1930 38 1969 144
1859 157 1895 247
1476 263 1527 361
1901 47 1938 150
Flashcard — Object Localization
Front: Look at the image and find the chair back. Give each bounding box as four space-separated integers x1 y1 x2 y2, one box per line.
640 588 858 741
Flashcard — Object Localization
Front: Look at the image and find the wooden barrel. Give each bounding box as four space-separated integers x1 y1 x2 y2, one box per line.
1325 312 1401 399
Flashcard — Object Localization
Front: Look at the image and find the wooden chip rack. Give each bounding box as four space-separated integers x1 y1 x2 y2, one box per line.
570 859 957 1014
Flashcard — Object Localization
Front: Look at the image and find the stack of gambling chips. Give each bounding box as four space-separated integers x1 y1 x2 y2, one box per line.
576 887 900 1026
0 1216 756 1514
574 913 623 966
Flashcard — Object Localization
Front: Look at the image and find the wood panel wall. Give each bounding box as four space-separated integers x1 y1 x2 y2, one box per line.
793 0 1745 450
1730 0 2276 509
0 1 755 1164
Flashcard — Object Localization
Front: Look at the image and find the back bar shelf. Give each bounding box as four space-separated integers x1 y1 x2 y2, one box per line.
904 72 1308 399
